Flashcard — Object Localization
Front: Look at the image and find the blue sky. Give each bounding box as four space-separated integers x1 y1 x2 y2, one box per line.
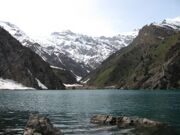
0 0 179 37
95 0 180 33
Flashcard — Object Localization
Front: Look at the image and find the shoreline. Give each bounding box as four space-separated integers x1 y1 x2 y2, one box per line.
0 88 179 91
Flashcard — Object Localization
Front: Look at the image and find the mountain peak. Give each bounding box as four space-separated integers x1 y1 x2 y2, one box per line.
153 16 180 31
0 21 33 46
51 30 76 37
62 29 75 34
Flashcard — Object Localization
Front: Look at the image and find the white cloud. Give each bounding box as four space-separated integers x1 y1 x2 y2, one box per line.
166 16 180 23
0 0 115 37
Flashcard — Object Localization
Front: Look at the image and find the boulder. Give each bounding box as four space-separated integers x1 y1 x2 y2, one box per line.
23 114 63 135
117 116 163 128
90 115 116 125
90 115 164 128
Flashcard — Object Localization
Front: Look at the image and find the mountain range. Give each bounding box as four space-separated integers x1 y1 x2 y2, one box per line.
0 21 137 81
0 17 179 89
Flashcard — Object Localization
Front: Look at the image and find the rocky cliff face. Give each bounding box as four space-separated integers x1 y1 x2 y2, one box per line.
86 24 180 89
0 27 65 89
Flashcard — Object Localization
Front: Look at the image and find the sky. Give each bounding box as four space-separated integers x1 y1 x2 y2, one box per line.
0 0 179 37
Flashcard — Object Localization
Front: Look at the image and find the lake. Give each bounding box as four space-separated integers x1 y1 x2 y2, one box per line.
0 90 180 134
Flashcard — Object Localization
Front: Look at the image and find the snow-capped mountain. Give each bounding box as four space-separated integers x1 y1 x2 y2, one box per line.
154 16 180 30
0 27 65 89
36 30 138 80
0 21 137 80
0 21 34 46
36 30 138 70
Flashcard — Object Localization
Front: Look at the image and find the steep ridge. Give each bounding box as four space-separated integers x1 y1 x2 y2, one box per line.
0 27 65 89
85 20 180 89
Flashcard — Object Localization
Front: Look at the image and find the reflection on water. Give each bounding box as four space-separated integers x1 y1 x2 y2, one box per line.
0 90 180 134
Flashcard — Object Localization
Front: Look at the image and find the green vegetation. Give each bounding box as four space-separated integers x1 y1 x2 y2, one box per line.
86 25 180 89
153 34 178 61
93 66 115 85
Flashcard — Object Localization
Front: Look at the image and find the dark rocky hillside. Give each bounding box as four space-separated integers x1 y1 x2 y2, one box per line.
25 42 77 84
0 27 65 89
52 68 77 84
85 24 180 89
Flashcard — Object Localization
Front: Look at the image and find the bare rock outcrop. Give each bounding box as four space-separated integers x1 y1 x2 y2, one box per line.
90 115 179 135
23 114 63 135
90 114 164 128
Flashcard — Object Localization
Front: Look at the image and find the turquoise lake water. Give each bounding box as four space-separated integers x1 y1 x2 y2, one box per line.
0 90 180 134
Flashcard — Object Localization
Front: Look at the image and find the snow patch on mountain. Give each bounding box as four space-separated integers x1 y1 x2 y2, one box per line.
165 16 180 27
35 78 48 89
70 70 82 81
0 21 34 46
50 66 66 70
0 78 34 90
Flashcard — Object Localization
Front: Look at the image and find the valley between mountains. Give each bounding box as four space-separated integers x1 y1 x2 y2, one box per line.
0 17 179 90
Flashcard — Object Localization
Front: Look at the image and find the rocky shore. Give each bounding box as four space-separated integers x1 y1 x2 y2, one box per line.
23 114 178 135
90 114 164 127
90 114 178 135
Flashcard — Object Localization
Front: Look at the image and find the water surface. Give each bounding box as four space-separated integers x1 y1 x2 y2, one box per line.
0 90 180 134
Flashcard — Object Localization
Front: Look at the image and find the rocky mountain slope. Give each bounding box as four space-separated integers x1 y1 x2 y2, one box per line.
0 21 137 80
0 27 65 89
0 21 77 84
85 19 180 89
